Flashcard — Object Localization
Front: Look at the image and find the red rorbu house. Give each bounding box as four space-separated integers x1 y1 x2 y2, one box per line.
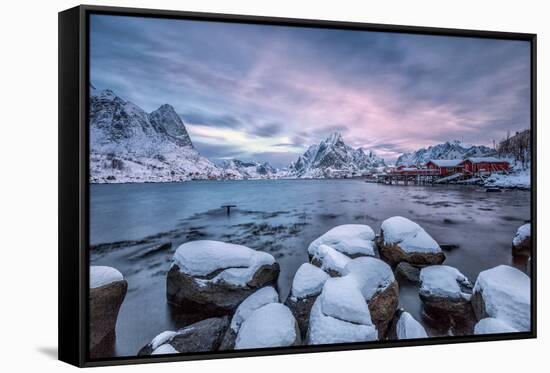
425 159 463 176
459 157 510 175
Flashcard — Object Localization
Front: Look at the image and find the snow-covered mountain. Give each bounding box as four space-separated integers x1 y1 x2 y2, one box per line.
89 87 221 183
287 132 386 178
396 140 496 167
220 159 279 179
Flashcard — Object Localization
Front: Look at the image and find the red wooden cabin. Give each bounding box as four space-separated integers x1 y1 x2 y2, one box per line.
460 157 510 175
425 159 463 176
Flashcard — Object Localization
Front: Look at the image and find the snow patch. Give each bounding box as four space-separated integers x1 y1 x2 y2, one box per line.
474 318 518 335
90 266 123 289
290 263 330 300
151 344 178 355
344 257 395 300
396 311 428 339
308 224 376 257
513 223 531 246
235 303 297 349
419 265 472 300
473 265 530 331
311 244 352 275
230 287 279 332
381 216 441 254
320 276 373 325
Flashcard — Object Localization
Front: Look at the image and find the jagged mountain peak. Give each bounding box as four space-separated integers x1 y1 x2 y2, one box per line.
396 140 496 166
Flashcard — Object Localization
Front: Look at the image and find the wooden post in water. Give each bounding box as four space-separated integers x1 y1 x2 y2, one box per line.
221 204 236 215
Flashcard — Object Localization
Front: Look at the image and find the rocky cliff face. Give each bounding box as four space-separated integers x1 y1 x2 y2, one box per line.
288 133 386 178
89 87 220 183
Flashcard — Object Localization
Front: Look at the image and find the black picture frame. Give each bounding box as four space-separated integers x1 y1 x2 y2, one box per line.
58 4 537 368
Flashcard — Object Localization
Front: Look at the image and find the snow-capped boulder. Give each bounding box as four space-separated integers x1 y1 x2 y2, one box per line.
419 265 473 316
512 223 531 257
219 286 279 350
308 224 377 259
89 266 127 352
307 279 378 345
378 216 445 265
388 309 428 340
166 241 279 314
309 244 351 276
138 317 229 355
474 317 519 335
344 257 399 338
235 303 301 349
471 265 530 331
394 261 421 283
285 263 330 337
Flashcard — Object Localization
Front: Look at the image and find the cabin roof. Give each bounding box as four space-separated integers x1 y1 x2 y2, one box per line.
463 157 509 164
427 159 463 167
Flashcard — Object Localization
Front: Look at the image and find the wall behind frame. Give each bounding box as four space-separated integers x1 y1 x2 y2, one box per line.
0 0 546 372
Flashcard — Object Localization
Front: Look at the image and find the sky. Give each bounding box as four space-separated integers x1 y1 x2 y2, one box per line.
90 15 531 166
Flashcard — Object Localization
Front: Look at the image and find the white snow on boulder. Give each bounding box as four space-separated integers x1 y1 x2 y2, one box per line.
173 240 275 287
150 330 177 350
307 297 377 345
235 303 298 349
308 224 376 257
290 263 330 300
473 265 530 331
381 216 441 254
344 257 395 300
151 344 178 355
419 265 472 301
311 244 351 275
320 276 372 325
396 311 428 339
513 223 531 246
474 318 518 335
90 265 124 289
230 286 279 332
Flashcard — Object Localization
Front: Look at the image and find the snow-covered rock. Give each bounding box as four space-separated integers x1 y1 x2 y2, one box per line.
344 257 399 337
308 224 377 259
309 244 352 276
396 140 495 167
219 287 279 350
167 241 279 314
378 216 445 265
512 223 531 257
89 265 127 353
90 88 222 183
235 303 301 349
419 265 473 316
471 265 530 331
307 296 378 345
285 264 330 338
138 317 230 355
389 310 428 340
474 317 519 335
320 276 373 325
288 132 386 178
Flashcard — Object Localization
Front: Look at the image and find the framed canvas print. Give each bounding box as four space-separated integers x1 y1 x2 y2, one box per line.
58 5 537 367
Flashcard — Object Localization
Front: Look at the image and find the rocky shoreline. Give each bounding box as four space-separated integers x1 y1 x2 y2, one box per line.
89 217 532 356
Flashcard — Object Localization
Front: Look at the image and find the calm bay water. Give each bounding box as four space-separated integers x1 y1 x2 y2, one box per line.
90 179 531 357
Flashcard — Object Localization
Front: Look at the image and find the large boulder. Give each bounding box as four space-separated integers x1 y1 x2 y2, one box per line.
419 265 473 316
234 303 301 349
89 266 127 353
512 223 531 257
388 309 428 340
285 263 330 338
474 317 518 335
309 244 351 277
219 286 279 350
308 224 377 259
378 216 445 266
307 275 377 344
138 317 229 355
344 257 399 338
471 265 530 331
166 241 279 315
